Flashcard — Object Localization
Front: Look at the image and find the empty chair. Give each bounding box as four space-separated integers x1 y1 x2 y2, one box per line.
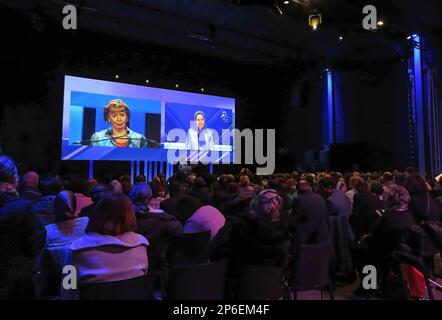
165 260 227 300
79 274 155 300
166 230 211 267
237 265 285 300
289 242 335 300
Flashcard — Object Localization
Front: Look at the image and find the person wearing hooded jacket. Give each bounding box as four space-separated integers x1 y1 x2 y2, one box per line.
0 156 46 299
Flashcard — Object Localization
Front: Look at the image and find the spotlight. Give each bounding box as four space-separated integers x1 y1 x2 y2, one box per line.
407 35 412 40
309 13 321 31
175 84 179 88
201 88 205 92
283 0 289 4
338 35 343 41
115 74 119 79
377 20 384 27
145 79 149 84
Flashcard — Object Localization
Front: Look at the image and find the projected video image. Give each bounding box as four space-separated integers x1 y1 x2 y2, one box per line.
61 76 235 162
163 103 234 151
69 92 161 148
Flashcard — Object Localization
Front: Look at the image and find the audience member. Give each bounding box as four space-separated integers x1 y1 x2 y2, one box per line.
0 156 46 299
67 192 148 295
18 171 42 202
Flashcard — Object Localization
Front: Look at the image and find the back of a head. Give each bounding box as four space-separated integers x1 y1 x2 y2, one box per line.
83 179 98 196
227 182 239 194
267 179 280 192
395 172 408 187
150 180 161 198
370 181 384 196
54 190 77 223
129 182 152 205
0 156 18 186
319 177 337 191
349 176 366 192
40 176 63 196
109 180 123 193
169 181 185 198
297 180 312 194
21 171 39 189
175 195 203 223
216 175 229 191
87 192 136 236
90 183 109 204
193 177 206 189
382 172 393 183
251 189 283 222
135 175 147 183
119 174 132 194
404 173 427 194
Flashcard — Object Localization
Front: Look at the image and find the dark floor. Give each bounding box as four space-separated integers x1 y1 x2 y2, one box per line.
296 277 442 300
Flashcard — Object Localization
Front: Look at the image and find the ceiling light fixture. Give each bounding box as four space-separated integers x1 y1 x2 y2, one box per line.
309 13 322 31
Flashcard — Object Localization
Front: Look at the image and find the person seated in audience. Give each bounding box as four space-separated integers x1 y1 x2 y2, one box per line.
147 180 166 210
370 181 385 200
345 176 365 207
332 172 347 193
119 174 132 195
66 177 95 216
175 196 225 240
213 174 235 205
130 182 183 242
45 191 89 248
319 177 352 218
286 178 298 202
18 171 42 202
303 173 318 193
33 175 64 225
160 181 186 216
189 177 213 205
157 173 168 197
215 178 240 209
252 174 265 195
186 173 197 189
210 188 290 298
63 192 148 298
352 184 416 298
239 175 254 200
0 156 46 299
404 173 440 222
79 183 109 218
109 179 123 193
130 182 183 273
290 180 330 246
350 180 385 243
135 174 147 183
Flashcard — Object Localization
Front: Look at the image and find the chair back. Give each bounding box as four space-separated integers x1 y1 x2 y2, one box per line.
167 230 210 266
165 260 227 300
291 242 332 291
237 265 284 300
80 274 155 300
